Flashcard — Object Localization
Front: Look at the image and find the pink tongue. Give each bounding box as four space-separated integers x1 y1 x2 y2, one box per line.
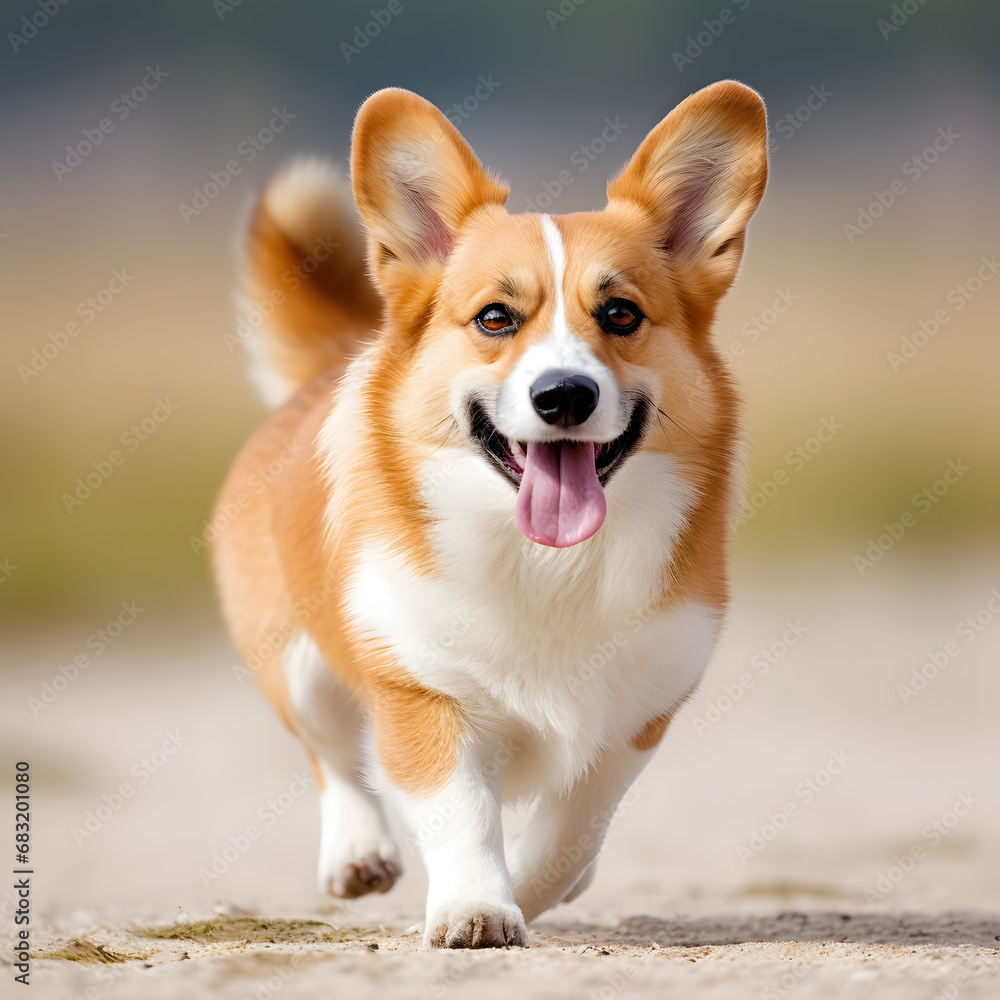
513 441 607 547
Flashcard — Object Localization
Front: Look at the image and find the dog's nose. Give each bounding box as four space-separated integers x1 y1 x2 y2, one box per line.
529 371 600 427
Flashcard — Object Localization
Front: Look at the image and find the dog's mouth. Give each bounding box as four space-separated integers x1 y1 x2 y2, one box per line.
468 398 648 547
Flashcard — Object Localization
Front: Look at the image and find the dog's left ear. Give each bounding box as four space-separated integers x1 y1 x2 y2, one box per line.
351 88 509 306
608 80 768 299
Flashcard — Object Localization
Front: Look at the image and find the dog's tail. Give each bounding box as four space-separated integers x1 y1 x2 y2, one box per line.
237 157 381 407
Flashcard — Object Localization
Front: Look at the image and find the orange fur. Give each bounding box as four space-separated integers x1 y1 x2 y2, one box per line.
241 160 381 403
631 712 675 753
631 684 698 751
213 368 466 794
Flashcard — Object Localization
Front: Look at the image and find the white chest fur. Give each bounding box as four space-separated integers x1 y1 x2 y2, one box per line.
345 448 720 799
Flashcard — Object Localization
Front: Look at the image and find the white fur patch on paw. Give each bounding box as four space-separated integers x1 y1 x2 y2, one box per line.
426 902 529 949
320 839 401 898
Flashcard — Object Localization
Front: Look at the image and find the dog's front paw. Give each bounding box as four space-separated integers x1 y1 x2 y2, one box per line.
320 838 401 898
427 902 529 949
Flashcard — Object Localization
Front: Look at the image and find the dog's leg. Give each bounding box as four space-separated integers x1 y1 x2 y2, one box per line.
283 632 401 898
385 736 528 949
560 858 597 903
509 744 655 922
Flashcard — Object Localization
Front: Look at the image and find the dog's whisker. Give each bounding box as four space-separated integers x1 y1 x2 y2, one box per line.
653 407 674 448
656 405 696 442
428 418 463 455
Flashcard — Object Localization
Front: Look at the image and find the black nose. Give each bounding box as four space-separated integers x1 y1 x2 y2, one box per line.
529 371 600 427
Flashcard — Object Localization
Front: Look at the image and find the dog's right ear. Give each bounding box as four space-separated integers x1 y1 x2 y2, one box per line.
608 80 768 305
351 88 509 309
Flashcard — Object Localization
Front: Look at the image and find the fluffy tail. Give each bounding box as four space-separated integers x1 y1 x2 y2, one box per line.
238 158 381 407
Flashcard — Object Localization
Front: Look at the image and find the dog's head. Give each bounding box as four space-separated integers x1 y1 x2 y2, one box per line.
350 82 767 548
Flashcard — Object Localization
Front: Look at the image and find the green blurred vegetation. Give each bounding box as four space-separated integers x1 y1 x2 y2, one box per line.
0 407 254 620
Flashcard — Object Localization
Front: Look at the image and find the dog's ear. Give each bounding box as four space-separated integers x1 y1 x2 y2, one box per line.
608 80 768 299
351 88 509 305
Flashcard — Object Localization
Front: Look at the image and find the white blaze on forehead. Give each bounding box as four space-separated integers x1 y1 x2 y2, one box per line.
489 214 627 444
540 214 567 334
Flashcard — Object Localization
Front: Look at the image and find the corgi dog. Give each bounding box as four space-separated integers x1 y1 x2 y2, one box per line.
212 80 767 949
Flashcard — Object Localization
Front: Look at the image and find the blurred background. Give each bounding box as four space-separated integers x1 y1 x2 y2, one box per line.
1 0 998 957
2 0 998 619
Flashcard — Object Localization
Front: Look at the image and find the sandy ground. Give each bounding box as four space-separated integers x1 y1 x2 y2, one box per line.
2 547 999 998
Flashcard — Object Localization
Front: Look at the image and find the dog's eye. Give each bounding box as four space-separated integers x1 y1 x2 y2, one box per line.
596 298 644 336
475 303 518 336
594 299 644 335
